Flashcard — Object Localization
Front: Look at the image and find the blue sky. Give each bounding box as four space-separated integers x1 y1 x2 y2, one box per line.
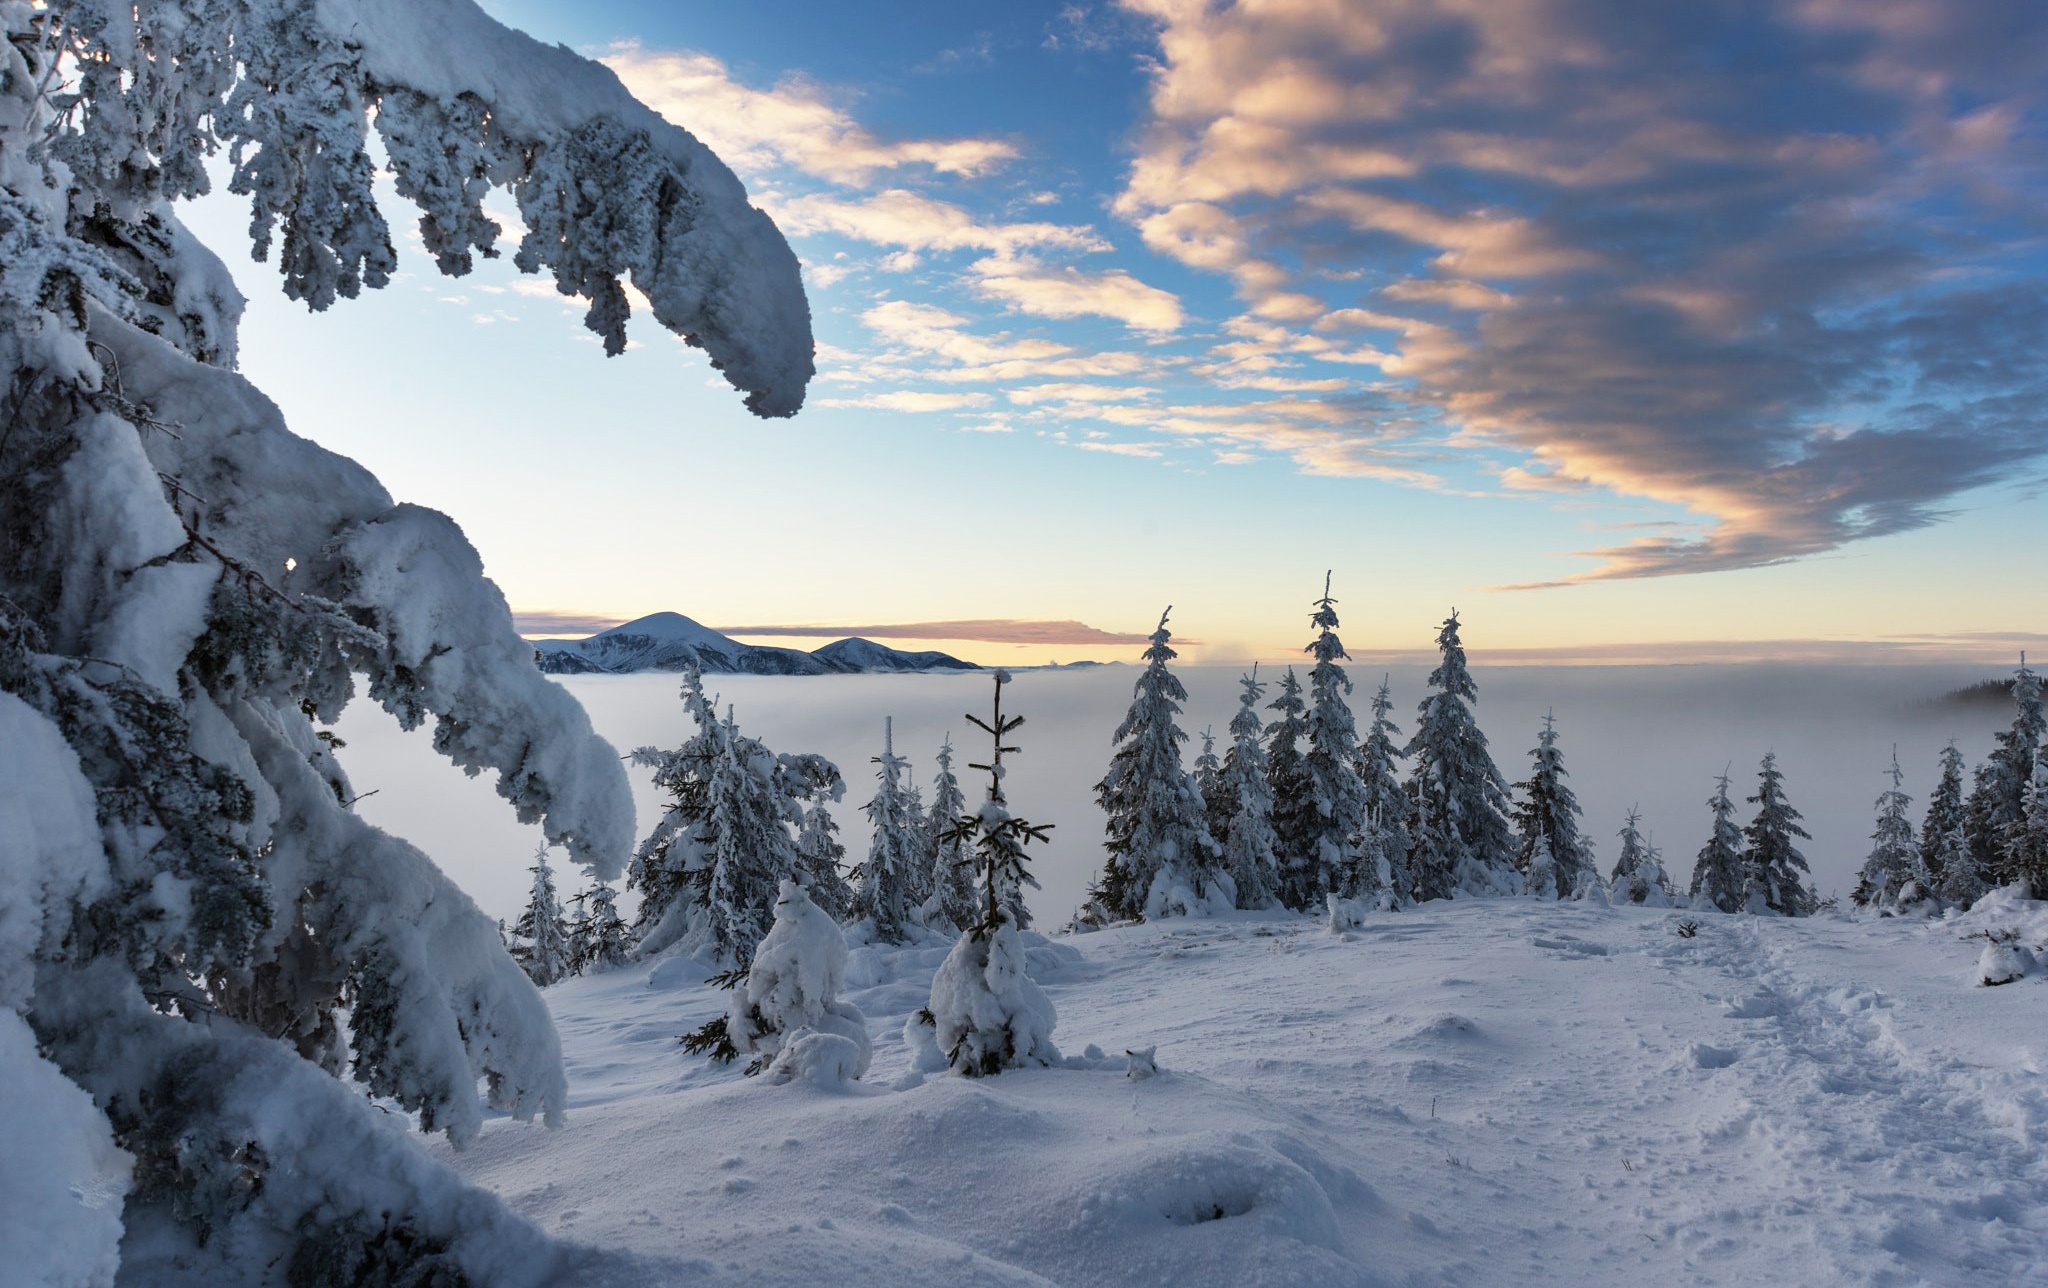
183 0 2048 664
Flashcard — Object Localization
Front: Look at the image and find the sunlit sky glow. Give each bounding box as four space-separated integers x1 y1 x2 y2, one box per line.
182 0 2048 666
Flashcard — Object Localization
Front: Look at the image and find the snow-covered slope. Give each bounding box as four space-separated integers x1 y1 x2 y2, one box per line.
534 615 979 676
438 897 2048 1285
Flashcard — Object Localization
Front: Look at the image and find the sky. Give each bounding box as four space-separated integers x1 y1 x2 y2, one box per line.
181 0 2048 666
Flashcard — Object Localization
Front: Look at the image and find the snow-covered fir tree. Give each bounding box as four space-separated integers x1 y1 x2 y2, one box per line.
922 735 980 934
1965 656 2044 889
1298 574 1379 908
1852 750 1926 910
1511 712 1602 900
1354 676 1415 908
1691 772 1748 913
927 672 1060 1075
728 880 871 1084
1742 752 1817 916
794 797 854 921
1406 611 1518 900
2008 759 2048 897
1219 668 1283 909
1194 726 1233 843
1263 666 1319 906
1091 608 1230 919
563 889 594 974
1922 741 1980 906
514 847 573 986
1609 808 1675 906
854 717 927 942
0 2 812 1278
630 669 843 964
581 882 632 973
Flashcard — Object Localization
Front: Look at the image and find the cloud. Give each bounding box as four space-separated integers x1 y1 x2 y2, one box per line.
513 611 625 637
820 390 993 412
770 190 1110 257
604 45 1017 184
969 258 1185 332
1006 383 1156 404
854 300 1164 384
1075 439 1165 458
1111 0 2048 581
720 619 1164 645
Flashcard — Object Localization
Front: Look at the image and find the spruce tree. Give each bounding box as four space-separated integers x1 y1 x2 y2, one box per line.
514 848 573 987
1299 573 1378 907
1354 676 1415 908
1965 656 2044 887
927 672 1060 1075
1194 727 1232 844
1406 610 1518 900
1852 749 1925 910
1511 712 1601 900
1092 608 1230 919
563 888 594 976
1263 666 1318 905
629 668 842 963
1921 741 1977 905
853 717 925 942
728 880 871 1083
1742 752 1817 916
2006 760 2048 897
794 798 854 921
922 735 980 934
1610 808 1675 906
1218 667 1283 909
582 882 632 972
1690 772 1748 913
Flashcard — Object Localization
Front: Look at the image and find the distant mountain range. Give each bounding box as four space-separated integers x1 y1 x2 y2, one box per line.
532 613 983 676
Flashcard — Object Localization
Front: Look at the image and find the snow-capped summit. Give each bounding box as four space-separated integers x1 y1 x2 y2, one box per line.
533 616 979 676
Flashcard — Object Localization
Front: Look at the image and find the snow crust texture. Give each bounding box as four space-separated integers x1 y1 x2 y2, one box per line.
444 897 2048 1285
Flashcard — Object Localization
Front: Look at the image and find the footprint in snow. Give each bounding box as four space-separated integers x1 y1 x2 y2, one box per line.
1689 1043 1740 1069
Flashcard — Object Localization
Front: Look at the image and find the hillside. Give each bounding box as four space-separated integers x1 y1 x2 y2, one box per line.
434 896 2048 1286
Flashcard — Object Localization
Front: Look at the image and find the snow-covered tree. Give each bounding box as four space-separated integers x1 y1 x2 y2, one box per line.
794 798 854 921
1263 666 1318 904
1852 750 1926 910
1511 712 1601 901
1092 608 1230 919
922 735 979 934
1690 772 1748 913
1609 808 1674 906
581 882 632 973
1965 656 2044 888
0 0 813 1277
927 672 1060 1075
1218 667 1282 909
728 880 871 1084
1742 753 1817 917
1354 676 1414 908
1406 610 1518 900
853 717 926 942
2007 759 2048 898
1194 726 1232 842
1921 741 1979 906
514 848 573 986
630 669 843 964
1297 573 1377 907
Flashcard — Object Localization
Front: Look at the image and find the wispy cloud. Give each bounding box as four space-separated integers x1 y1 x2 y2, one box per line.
721 619 1166 645
513 611 627 637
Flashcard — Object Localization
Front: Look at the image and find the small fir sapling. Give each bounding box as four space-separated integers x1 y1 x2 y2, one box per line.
1299 573 1378 908
513 847 572 987
1218 666 1283 909
1852 749 1927 910
1743 752 1818 916
1194 726 1233 844
1091 608 1230 920
1610 808 1675 907
853 717 926 942
563 888 593 975
1405 610 1519 900
1965 655 2044 889
922 735 980 934
1923 741 1981 906
1511 712 1603 901
1690 771 1748 914
926 672 1061 1076
2007 759 2048 898
727 880 872 1084
1263 666 1318 907
1354 675 1415 909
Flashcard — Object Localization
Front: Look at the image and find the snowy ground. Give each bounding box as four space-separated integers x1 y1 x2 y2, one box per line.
435 896 2048 1286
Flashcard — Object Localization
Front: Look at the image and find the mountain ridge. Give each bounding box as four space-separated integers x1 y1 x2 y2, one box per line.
532 613 982 676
